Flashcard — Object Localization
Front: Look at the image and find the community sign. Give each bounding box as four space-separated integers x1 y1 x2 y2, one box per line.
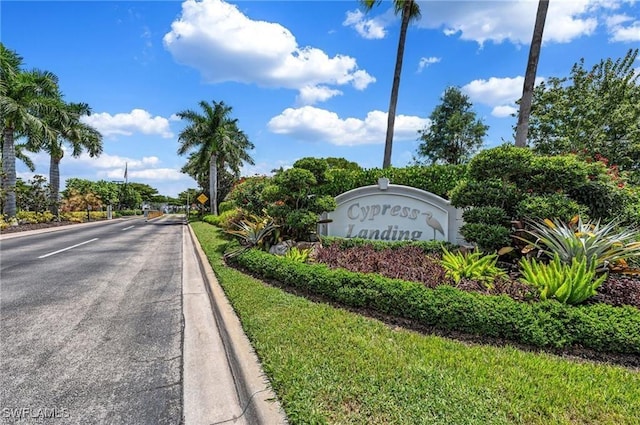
320 179 465 245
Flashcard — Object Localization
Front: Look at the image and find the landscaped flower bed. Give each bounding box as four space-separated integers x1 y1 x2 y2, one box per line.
314 240 640 309
228 246 640 356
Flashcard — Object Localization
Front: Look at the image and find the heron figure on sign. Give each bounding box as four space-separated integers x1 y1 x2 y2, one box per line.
424 211 445 240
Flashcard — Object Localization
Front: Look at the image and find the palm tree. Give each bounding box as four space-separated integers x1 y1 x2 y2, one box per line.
360 0 421 168
515 0 549 147
1 43 62 218
36 101 103 215
176 100 254 215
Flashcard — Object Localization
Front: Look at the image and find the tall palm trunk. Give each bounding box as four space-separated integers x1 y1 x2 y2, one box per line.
210 153 217 215
383 0 412 168
49 152 62 216
515 0 549 147
2 127 17 218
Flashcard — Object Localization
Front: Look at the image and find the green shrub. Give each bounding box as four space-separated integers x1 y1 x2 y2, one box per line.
569 179 633 221
226 176 270 216
262 168 337 241
320 237 452 254
218 201 234 214
467 144 534 184
459 223 512 252
202 214 219 226
293 157 331 185
526 155 591 194
519 254 606 305
441 248 507 288
229 248 640 354
450 179 523 217
318 165 467 199
515 194 587 222
117 209 141 216
462 206 508 226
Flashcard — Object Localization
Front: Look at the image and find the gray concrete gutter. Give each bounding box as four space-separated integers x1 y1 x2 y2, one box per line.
184 224 288 425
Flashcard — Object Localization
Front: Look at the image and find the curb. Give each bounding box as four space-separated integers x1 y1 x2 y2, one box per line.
186 225 288 424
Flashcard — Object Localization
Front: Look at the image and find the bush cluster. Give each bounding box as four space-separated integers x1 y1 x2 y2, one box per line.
229 248 640 354
451 144 639 252
320 236 451 253
317 164 467 199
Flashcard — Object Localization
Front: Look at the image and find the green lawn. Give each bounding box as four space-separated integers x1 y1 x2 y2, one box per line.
192 222 640 425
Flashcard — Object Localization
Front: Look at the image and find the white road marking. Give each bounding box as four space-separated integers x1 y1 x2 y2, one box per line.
38 238 99 259
122 225 134 231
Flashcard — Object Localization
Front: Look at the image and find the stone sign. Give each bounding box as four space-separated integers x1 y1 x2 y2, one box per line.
320 179 465 244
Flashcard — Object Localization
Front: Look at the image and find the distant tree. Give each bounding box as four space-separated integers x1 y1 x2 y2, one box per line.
528 48 640 178
360 0 421 168
416 86 488 165
15 175 49 212
176 100 254 215
325 157 362 171
178 188 199 208
127 182 159 202
515 0 549 147
62 178 94 197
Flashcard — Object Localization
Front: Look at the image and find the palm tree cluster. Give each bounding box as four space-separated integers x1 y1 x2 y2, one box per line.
176 100 254 215
1 43 102 219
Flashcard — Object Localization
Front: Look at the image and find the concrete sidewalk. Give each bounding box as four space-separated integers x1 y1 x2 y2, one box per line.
183 224 287 425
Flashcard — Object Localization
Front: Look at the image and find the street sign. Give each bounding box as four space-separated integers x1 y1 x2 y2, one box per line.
197 194 208 204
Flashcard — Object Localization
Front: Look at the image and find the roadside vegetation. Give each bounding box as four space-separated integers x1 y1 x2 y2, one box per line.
192 223 640 424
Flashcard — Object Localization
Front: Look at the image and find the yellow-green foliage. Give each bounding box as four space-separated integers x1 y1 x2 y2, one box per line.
61 211 108 223
519 253 607 305
284 247 311 263
441 248 506 288
15 211 55 224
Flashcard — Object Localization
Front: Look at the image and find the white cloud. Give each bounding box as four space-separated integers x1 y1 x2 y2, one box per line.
297 85 343 105
606 14 640 41
119 168 184 181
343 9 387 39
417 56 441 73
417 0 609 45
462 76 529 107
81 109 173 138
491 105 518 118
462 76 544 118
267 106 429 146
164 0 375 104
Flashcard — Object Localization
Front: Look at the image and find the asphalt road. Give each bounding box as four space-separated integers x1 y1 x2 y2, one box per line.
0 216 185 424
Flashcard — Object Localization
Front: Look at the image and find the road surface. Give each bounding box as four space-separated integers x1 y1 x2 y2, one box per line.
1 217 184 424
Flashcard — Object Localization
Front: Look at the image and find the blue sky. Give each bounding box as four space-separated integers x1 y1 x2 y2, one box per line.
3 0 639 198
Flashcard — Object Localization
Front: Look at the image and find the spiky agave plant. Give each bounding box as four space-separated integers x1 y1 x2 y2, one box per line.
518 215 640 272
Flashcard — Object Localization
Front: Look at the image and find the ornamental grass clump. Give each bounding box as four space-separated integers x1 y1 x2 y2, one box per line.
224 214 278 258
441 248 507 288
520 216 640 272
519 253 606 305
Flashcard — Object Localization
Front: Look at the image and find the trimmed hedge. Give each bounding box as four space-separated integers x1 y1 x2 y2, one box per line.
320 236 453 253
230 249 640 355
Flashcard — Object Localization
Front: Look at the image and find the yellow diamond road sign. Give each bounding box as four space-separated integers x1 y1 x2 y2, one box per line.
197 194 208 204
